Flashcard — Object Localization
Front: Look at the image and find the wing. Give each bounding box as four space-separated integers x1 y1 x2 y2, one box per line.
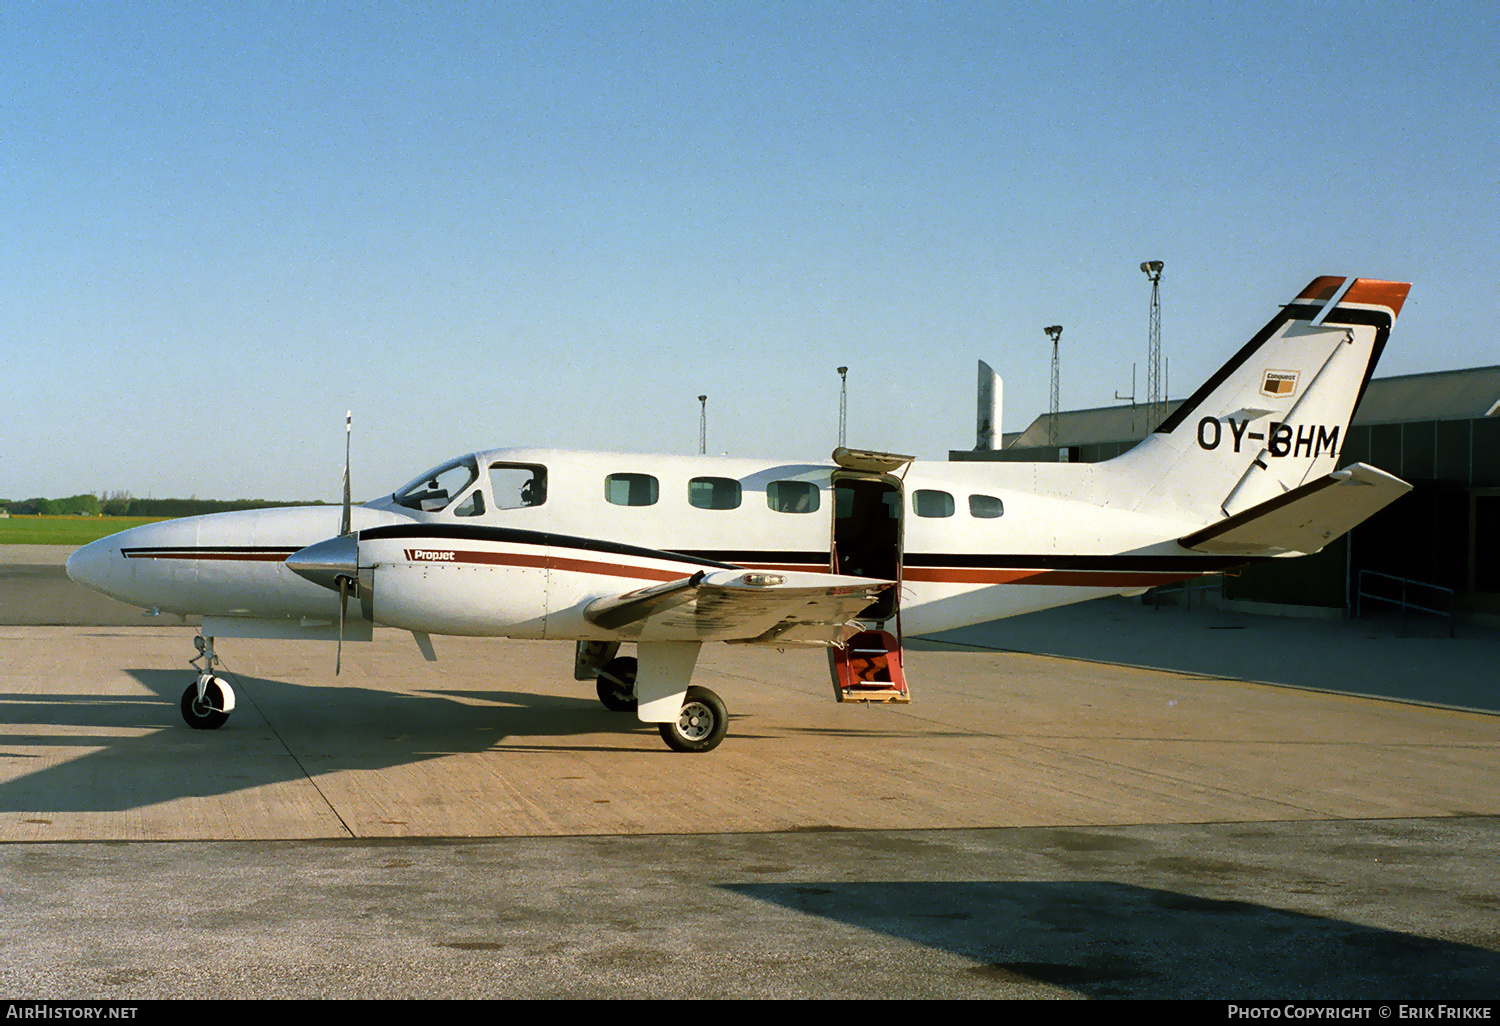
583 569 893 645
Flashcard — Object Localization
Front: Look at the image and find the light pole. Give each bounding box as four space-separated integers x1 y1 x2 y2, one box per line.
698 395 708 455
836 367 849 448
1141 260 1164 425
1044 326 1062 446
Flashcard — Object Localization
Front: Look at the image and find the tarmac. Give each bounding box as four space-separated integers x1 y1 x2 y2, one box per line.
1 544 1497 999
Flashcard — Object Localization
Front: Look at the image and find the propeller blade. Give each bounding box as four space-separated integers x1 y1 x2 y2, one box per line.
340 410 352 537
337 575 349 676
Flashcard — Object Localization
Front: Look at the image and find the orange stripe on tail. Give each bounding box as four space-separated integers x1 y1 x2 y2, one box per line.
1341 279 1411 316
1296 276 1347 303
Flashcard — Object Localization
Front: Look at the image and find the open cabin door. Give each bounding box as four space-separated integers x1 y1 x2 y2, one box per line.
828 448 911 703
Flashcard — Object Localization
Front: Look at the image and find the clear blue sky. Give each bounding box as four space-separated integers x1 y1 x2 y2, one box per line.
3 2 1496 501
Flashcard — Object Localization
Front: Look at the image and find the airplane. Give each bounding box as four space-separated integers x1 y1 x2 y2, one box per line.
66 275 1414 753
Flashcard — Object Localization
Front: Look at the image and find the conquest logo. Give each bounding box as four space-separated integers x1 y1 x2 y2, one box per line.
405 548 457 562
1261 369 1299 397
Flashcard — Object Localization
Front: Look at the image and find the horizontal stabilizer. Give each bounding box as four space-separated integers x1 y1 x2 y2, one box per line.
1178 463 1411 555
584 569 891 644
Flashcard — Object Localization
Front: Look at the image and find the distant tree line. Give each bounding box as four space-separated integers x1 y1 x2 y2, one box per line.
0 493 331 517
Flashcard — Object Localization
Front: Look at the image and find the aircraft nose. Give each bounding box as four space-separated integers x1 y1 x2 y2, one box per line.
285 534 358 594
66 536 120 595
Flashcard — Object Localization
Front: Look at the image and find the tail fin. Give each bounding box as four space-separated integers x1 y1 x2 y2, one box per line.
1110 276 1411 522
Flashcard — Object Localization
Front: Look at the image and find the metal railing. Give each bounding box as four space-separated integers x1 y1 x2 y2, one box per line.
1355 570 1455 636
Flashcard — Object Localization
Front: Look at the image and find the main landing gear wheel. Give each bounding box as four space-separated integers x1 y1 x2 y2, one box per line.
659 685 728 753
181 675 233 730
596 656 638 712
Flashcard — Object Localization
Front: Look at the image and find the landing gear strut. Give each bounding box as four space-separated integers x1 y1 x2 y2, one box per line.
591 642 730 752
182 635 235 730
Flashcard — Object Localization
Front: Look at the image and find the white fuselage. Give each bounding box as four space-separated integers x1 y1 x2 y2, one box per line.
66 446 1230 641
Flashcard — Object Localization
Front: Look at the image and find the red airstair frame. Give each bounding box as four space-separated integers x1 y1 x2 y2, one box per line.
831 628 909 703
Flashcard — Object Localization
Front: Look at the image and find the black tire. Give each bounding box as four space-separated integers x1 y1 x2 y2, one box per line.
181 678 230 730
596 656 638 712
659 685 728 753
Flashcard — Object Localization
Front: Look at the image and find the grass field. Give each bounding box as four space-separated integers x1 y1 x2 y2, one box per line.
0 515 168 546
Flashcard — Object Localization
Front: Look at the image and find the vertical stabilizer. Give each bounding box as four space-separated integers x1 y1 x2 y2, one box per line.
1108 277 1410 521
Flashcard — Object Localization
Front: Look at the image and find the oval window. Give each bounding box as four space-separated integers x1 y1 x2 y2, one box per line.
689 477 742 510
969 494 1004 519
767 480 820 513
913 489 955 518
605 473 659 507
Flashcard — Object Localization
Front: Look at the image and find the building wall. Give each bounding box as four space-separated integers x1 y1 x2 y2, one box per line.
1341 418 1500 488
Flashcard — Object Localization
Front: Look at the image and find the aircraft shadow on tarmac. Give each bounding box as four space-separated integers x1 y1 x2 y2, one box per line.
724 879 1500 999
0 669 677 814
913 598 1500 714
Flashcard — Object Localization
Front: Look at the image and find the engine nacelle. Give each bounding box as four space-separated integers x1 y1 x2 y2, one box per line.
365 559 549 638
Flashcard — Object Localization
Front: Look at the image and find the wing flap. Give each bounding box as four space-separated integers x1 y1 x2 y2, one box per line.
1179 462 1411 555
584 569 891 644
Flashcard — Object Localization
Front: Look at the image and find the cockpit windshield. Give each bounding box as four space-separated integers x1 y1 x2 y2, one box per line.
394 457 479 512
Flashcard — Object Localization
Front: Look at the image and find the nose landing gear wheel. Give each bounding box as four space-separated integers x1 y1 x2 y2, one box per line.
659 685 728 753
596 656 638 712
181 676 233 730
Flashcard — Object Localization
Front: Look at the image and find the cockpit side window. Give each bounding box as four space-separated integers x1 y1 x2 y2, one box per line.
490 464 547 510
394 458 479 512
452 490 485 517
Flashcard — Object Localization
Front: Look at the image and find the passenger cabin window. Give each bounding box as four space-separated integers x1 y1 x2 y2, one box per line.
767 480 819 513
913 489 955 518
606 473 659 507
394 458 478 513
689 476 741 510
970 494 1005 519
490 464 547 509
